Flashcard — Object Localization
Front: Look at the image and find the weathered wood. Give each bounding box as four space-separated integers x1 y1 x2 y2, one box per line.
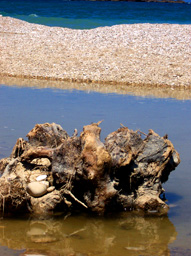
0 122 180 216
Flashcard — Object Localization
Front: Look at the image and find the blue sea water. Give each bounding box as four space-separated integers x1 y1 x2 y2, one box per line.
0 0 191 29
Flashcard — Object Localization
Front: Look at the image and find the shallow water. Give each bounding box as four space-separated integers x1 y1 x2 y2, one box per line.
0 213 180 256
0 83 191 255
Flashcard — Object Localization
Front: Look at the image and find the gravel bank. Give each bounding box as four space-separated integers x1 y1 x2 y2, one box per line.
0 16 191 89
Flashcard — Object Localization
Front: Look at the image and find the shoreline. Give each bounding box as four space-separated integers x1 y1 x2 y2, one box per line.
1 75 191 100
0 16 191 96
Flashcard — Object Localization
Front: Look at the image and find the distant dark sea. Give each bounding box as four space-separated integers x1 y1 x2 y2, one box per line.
0 0 191 29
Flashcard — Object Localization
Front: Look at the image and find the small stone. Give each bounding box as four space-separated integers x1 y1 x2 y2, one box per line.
47 186 55 193
40 181 49 188
27 182 47 197
36 174 47 181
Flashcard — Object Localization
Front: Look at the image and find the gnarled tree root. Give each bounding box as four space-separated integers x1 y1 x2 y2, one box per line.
0 122 180 216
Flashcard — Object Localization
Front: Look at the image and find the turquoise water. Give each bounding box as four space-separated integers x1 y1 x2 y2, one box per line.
0 0 191 29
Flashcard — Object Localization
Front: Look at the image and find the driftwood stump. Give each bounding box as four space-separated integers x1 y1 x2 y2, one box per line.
0 122 180 216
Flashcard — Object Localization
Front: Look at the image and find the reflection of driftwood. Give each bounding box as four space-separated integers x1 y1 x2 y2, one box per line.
0 214 177 256
0 122 180 215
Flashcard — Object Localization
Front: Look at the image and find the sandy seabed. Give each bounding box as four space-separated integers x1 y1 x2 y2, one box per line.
0 16 191 95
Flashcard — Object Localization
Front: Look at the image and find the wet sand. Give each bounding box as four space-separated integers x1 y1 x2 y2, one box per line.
0 16 191 92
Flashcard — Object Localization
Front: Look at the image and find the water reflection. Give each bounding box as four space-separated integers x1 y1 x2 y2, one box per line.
1 76 191 100
0 213 177 256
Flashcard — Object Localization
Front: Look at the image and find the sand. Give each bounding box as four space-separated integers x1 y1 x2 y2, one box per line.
0 16 191 90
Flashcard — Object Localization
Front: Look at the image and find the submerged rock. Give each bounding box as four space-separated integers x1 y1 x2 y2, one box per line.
0 122 180 216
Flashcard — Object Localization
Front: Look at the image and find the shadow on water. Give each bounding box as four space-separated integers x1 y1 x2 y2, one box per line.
165 192 183 204
162 192 183 218
0 213 177 256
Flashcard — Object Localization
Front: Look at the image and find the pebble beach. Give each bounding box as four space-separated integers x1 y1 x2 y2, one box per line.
0 16 191 90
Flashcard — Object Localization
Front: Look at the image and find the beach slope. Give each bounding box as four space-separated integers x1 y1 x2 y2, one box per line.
0 16 191 89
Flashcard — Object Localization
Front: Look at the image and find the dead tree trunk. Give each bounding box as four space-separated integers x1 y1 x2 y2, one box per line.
0 122 180 216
